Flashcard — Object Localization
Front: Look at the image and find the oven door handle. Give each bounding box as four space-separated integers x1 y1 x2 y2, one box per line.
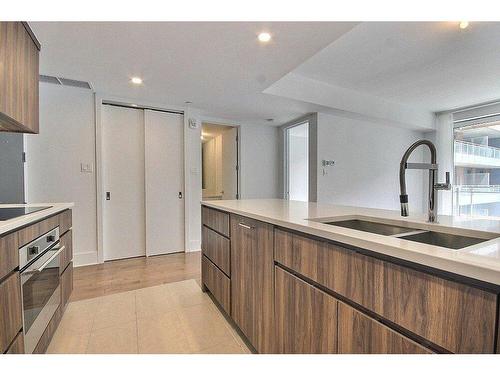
25 246 65 274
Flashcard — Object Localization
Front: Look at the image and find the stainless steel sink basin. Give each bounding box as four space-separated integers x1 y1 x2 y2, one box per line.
325 219 418 236
315 217 495 250
399 231 488 250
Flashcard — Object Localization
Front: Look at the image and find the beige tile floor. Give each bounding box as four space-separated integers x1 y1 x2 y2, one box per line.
47 279 252 354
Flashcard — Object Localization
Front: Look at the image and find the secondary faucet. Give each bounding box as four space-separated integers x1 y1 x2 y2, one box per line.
399 140 451 223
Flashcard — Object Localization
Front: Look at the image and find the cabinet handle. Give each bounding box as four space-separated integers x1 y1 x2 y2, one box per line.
238 223 253 230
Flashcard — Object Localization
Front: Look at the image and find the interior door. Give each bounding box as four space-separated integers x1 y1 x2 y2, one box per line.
144 110 185 256
221 127 238 199
102 105 145 261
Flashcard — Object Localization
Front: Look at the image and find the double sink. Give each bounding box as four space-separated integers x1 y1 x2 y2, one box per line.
309 217 497 250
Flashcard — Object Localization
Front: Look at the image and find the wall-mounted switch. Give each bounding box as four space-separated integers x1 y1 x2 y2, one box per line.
80 162 93 173
322 160 335 167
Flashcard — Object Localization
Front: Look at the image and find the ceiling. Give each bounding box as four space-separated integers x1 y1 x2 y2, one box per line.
30 22 356 126
292 22 500 113
31 22 500 130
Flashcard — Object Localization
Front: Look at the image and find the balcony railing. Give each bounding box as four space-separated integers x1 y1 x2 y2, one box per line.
454 140 500 168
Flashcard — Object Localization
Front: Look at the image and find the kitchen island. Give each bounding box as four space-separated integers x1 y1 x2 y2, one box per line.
0 203 73 354
200 199 500 354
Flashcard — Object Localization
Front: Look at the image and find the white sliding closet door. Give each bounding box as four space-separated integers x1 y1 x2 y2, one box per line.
102 105 146 261
145 110 185 256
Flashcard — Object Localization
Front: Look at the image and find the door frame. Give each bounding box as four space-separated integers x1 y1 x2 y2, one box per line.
95 94 187 264
200 120 241 200
279 113 318 202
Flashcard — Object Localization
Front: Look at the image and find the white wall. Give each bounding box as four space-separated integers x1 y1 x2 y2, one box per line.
239 123 280 199
316 112 426 212
25 83 97 266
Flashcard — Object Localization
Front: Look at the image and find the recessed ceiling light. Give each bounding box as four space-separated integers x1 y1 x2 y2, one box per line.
459 21 469 29
131 77 143 85
258 32 272 43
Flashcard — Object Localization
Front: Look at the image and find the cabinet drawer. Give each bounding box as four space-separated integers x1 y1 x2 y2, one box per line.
202 226 230 276
59 231 73 275
59 209 72 235
0 232 19 280
61 262 73 308
275 228 498 353
338 302 432 354
17 214 59 247
0 273 22 353
275 266 338 354
202 256 230 314
5 332 24 354
202 206 229 237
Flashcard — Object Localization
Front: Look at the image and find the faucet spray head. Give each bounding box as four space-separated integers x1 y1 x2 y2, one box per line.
400 194 409 216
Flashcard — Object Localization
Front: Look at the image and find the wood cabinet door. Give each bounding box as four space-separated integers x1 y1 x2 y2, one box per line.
275 229 497 353
230 214 274 353
275 266 338 354
338 302 432 354
0 22 39 133
61 262 73 308
5 332 24 354
0 273 23 353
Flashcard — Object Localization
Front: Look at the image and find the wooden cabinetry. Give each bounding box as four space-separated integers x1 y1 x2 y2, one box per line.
202 225 230 276
61 262 73 309
5 332 24 354
275 228 498 353
230 214 274 353
202 206 229 236
59 231 73 275
201 256 230 314
0 22 40 133
0 232 19 280
0 273 22 353
338 302 431 354
275 266 338 354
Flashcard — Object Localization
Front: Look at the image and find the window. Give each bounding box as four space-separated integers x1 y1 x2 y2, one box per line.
453 107 500 219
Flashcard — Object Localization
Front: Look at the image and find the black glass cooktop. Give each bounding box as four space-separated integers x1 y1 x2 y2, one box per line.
0 206 52 221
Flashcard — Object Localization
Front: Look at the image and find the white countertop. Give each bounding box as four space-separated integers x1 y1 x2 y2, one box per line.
201 199 500 286
0 203 74 236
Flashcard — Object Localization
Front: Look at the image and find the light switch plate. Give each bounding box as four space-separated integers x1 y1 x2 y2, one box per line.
80 162 93 173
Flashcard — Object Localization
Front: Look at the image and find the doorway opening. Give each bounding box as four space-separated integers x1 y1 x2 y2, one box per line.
201 123 239 200
284 121 309 202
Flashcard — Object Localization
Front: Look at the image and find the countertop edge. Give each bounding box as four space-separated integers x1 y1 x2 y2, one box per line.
0 203 74 236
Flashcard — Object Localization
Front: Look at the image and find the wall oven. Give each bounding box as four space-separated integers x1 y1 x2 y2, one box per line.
19 227 63 353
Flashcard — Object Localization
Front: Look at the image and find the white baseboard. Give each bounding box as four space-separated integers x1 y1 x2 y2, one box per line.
186 239 201 252
73 251 99 267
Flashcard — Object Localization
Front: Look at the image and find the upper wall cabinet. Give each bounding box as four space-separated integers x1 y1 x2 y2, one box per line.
0 22 40 134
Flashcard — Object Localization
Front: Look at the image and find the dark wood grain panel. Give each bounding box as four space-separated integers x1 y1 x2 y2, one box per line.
5 331 24 354
33 306 62 354
17 214 60 247
0 21 39 133
202 226 230 276
275 229 497 353
230 214 274 353
0 273 22 353
0 232 19 281
202 206 229 237
61 262 73 308
275 266 338 354
338 302 432 354
59 209 72 235
202 255 230 314
59 230 73 275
